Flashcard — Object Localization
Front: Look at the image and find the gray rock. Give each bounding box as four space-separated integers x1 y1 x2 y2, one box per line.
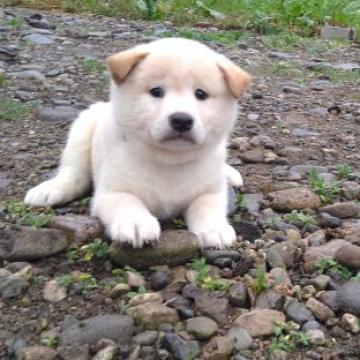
186 316 218 340
132 330 158 346
24 33 55 45
342 181 360 200
306 329 325 345
201 249 240 264
15 70 45 83
301 321 321 331
240 149 264 163
318 291 339 311
15 346 57 360
228 282 247 307
306 298 335 321
0 274 29 299
92 345 118 360
285 299 315 324
320 26 355 40
48 215 103 244
234 309 285 337
291 128 320 137
243 193 263 214
0 226 69 261
310 274 330 290
110 230 199 270
57 344 90 360
59 315 134 346
335 244 360 269
7 338 28 358
228 327 253 351
43 279 67 302
233 221 261 241
319 202 360 219
265 241 298 269
317 212 342 228
127 302 179 330
289 165 328 175
150 270 171 290
268 51 293 60
162 333 200 360
227 186 237 215
255 289 285 310
268 188 321 211
250 135 276 149
304 239 348 272
202 336 234 360
336 281 360 315
309 80 331 91
39 106 80 122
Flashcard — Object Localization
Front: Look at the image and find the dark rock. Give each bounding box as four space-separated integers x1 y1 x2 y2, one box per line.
255 289 285 310
285 300 315 324
150 270 171 290
202 249 240 264
335 244 360 269
232 250 256 276
317 212 342 228
265 241 298 269
162 333 200 360
301 321 321 331
186 316 218 340
57 344 90 360
0 274 29 298
233 221 261 241
228 282 248 307
0 226 69 261
319 202 360 219
38 106 80 122
132 331 158 346
214 257 232 268
318 291 339 311
336 281 360 315
110 230 199 269
59 315 134 346
7 337 27 358
289 165 329 176
228 327 253 351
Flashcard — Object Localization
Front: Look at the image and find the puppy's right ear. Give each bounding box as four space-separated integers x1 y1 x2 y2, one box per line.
106 48 148 84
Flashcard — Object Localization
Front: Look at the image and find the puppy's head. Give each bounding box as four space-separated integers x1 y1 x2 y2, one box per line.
107 38 251 152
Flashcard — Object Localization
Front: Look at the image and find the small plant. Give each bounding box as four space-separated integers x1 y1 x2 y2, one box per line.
0 99 29 121
6 200 52 228
264 216 282 227
251 270 267 294
191 258 209 284
80 196 91 206
308 169 341 204
81 238 109 261
0 74 6 87
7 18 24 29
112 268 125 283
127 285 147 299
57 274 73 288
269 322 310 353
284 210 316 226
235 192 247 209
67 244 80 262
81 58 106 73
201 276 230 291
78 273 98 294
316 258 353 280
172 217 186 228
336 164 353 179
41 336 58 348
351 272 360 281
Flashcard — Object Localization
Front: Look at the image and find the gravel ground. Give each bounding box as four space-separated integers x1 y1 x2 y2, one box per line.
1 7 360 360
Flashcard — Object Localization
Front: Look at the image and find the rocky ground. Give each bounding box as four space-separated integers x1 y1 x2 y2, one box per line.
1 7 360 360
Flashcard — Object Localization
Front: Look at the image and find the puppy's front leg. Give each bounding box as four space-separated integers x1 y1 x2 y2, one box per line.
92 191 160 248
186 190 236 249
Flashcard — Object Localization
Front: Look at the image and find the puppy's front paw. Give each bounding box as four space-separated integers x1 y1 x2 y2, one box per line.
190 220 236 249
110 210 161 248
24 179 73 207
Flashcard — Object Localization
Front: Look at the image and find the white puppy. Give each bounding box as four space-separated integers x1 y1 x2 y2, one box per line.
25 38 251 249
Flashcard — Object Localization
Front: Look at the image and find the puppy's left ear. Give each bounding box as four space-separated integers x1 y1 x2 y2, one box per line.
106 48 148 84
217 60 251 98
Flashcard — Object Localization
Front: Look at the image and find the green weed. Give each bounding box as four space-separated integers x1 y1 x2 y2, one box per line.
308 169 341 204
259 60 306 81
80 238 109 261
264 216 282 227
81 58 106 73
235 192 247 209
316 258 353 280
7 18 24 29
336 164 354 179
78 273 98 294
0 99 29 121
57 274 73 288
126 285 147 299
284 210 316 226
41 336 58 348
0 74 7 87
171 218 186 229
251 270 267 294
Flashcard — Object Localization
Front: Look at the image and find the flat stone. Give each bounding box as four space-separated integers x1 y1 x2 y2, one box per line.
335 244 360 269
128 292 162 306
291 128 320 137
203 336 234 360
304 239 348 272
240 149 264 163
162 333 200 360
0 226 69 261
24 33 55 45
127 302 179 330
39 106 80 122
243 193 263 214
228 282 248 307
15 70 45 83
48 215 103 244
15 346 57 360
306 298 335 321
250 135 276 149
57 344 90 360
320 26 354 40
228 327 253 351
265 241 298 269
317 212 343 228
234 309 285 337
233 221 261 241
268 188 321 211
186 316 218 340
110 230 199 270
59 315 134 346
319 202 360 219
43 279 67 302
201 249 240 264
255 289 285 310
0 274 29 299
132 330 158 346
336 281 360 315
284 299 315 324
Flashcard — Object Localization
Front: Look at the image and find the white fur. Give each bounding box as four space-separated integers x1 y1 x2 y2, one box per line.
25 38 247 249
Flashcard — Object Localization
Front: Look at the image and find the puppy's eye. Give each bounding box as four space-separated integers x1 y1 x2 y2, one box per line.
149 87 164 98
195 89 208 100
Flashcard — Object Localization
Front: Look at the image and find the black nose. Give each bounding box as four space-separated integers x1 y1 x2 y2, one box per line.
169 112 194 132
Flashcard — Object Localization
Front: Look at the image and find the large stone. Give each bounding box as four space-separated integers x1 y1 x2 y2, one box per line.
320 26 355 40
162 333 200 360
234 309 285 337
285 299 315 324
186 316 218 340
127 302 179 330
268 188 321 211
48 215 103 244
336 281 360 316
228 282 248 307
227 327 253 351
0 226 69 261
57 344 90 360
255 289 285 310
59 315 133 346
303 239 348 272
319 202 360 219
233 221 262 241
0 274 29 299
24 33 55 45
306 298 335 321
289 165 328 175
110 230 199 269
39 106 80 122
265 241 298 269
203 336 234 360
240 149 264 163
335 244 360 269
15 346 57 360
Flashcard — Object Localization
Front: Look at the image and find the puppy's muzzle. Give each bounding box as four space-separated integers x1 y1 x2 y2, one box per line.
169 112 194 133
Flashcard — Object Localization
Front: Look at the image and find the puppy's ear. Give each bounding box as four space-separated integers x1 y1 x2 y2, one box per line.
217 60 251 98
106 48 148 84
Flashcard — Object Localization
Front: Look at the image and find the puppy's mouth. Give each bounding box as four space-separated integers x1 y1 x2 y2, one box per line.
161 131 196 144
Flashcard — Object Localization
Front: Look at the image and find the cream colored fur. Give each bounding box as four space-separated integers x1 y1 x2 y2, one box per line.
25 38 250 249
